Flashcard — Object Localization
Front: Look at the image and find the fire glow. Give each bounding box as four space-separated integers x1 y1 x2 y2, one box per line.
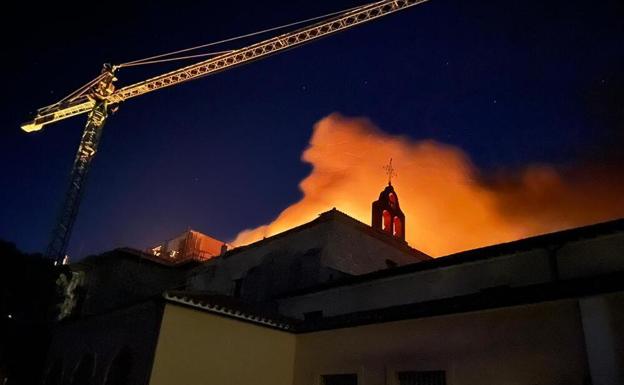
233 114 624 257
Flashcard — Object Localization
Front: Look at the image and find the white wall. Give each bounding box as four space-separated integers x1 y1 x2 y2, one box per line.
294 300 590 385
279 231 624 319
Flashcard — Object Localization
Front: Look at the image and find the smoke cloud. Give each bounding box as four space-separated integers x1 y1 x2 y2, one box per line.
233 114 624 256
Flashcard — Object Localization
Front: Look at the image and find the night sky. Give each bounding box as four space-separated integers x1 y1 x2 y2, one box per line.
1 0 622 259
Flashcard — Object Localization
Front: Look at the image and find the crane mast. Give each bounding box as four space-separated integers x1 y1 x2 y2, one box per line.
44 70 117 261
22 0 429 262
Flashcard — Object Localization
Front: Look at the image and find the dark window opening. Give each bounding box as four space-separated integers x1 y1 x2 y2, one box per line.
388 192 397 208
382 210 392 232
398 370 446 385
322 373 358 385
393 216 402 237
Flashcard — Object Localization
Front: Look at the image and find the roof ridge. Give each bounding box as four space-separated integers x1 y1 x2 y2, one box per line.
223 208 429 259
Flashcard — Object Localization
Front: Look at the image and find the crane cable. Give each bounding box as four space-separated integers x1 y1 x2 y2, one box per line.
116 1 373 68
42 72 109 108
117 50 235 68
53 1 378 105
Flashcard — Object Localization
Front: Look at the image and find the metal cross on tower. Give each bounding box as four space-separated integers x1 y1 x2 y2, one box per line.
383 158 397 185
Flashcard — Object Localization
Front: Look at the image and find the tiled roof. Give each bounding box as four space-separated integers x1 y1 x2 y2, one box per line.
166 269 624 334
164 291 298 331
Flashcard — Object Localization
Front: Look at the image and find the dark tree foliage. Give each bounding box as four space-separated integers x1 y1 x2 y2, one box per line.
0 240 66 385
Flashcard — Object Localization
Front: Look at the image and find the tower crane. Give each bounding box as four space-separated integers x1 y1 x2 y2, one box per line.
21 0 430 263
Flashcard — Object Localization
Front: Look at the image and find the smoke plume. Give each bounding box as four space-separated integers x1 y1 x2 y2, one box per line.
233 114 624 256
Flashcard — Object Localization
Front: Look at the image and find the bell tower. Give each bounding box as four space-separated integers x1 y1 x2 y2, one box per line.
372 159 405 241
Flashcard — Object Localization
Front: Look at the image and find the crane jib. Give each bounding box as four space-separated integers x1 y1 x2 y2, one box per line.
21 0 429 132
21 0 431 261
110 0 428 103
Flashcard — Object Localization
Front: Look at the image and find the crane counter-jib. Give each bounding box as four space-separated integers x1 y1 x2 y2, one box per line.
21 98 96 132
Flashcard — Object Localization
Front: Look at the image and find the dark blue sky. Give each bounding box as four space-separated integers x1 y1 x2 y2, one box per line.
1 0 622 258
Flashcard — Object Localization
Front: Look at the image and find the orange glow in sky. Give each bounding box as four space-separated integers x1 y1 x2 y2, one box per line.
232 114 624 256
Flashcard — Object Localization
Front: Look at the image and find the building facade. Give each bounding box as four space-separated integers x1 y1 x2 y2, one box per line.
40 184 624 385
152 218 624 385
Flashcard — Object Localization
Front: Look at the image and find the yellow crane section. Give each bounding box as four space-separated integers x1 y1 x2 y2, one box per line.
21 0 430 261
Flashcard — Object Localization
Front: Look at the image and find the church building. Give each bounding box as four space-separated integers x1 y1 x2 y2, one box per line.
41 181 624 385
